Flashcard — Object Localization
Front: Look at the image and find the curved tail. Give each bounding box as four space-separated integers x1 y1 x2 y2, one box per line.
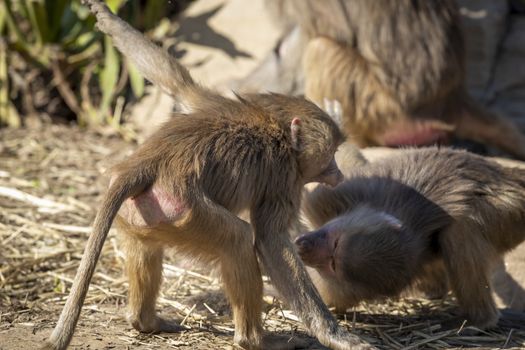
83 0 219 113
456 95 525 161
43 170 154 350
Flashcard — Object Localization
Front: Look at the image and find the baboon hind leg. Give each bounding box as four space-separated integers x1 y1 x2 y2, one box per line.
441 222 500 328
120 232 184 333
172 201 265 349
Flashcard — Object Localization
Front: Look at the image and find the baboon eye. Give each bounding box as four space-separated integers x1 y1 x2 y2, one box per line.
333 237 339 251
330 258 336 273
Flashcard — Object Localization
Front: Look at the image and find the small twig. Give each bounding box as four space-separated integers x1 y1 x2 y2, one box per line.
203 303 217 315
376 327 403 349
279 309 299 322
456 319 468 334
180 303 197 326
0 185 75 213
42 222 91 234
157 297 198 316
502 328 514 348
1 224 27 245
47 271 125 298
0 249 76 276
402 330 454 350
162 263 214 282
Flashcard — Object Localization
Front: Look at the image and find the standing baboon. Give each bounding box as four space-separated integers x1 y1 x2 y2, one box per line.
42 1 375 350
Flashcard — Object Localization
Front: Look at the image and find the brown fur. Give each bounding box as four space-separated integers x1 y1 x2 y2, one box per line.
298 147 525 328
42 1 375 350
237 0 525 159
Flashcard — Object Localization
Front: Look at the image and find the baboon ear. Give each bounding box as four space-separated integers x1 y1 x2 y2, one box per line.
291 117 302 151
323 98 343 127
378 211 403 230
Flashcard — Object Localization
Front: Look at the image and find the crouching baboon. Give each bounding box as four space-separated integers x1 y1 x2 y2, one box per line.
236 0 525 159
297 147 525 329
41 1 376 350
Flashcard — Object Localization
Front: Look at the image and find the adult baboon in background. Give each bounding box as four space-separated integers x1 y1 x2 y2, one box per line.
235 0 525 159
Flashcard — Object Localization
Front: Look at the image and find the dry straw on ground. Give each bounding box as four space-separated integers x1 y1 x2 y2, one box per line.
0 125 524 349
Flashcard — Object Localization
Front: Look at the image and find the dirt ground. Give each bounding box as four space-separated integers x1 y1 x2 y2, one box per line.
1 125 525 350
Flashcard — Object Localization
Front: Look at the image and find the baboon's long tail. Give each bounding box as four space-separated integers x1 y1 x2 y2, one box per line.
83 0 218 112
42 169 154 350
456 96 525 161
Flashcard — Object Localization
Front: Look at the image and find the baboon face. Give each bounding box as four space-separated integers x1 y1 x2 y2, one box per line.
296 106 345 187
247 93 345 187
296 206 416 290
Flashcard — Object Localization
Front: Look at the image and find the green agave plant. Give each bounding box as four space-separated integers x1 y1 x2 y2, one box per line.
0 0 175 130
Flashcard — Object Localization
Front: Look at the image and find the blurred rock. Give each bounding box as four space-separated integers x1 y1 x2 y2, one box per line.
457 0 509 102
488 16 525 131
456 1 525 135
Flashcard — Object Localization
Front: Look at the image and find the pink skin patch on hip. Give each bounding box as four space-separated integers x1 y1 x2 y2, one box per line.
118 185 187 228
379 121 452 147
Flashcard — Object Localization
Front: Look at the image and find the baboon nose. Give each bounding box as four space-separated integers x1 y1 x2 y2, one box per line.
294 235 313 254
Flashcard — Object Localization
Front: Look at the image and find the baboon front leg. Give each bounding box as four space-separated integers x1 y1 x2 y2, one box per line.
415 260 449 300
252 209 373 350
120 232 181 333
441 222 500 328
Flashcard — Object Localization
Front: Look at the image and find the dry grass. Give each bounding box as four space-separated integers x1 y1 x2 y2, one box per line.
0 124 524 349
